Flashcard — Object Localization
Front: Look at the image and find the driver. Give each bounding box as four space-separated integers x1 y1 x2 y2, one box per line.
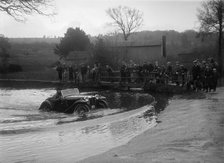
52 89 62 100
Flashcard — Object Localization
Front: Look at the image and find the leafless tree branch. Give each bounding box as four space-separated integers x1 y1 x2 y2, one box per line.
0 0 56 21
106 6 143 40
197 0 224 75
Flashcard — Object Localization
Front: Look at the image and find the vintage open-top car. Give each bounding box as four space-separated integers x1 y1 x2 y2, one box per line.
39 88 108 115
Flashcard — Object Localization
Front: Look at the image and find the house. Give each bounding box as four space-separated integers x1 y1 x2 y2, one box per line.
107 36 166 65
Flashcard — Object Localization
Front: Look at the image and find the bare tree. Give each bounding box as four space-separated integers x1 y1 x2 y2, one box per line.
197 0 224 75
0 0 55 21
106 6 143 41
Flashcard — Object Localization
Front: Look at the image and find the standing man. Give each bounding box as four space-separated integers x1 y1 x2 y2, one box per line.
106 65 114 82
173 61 181 86
81 64 87 83
69 65 74 82
180 64 187 87
166 62 173 77
56 63 63 82
211 68 219 91
191 60 201 91
62 63 68 82
120 64 126 83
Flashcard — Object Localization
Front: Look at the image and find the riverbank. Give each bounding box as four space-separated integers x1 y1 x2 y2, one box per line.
0 79 189 95
79 87 224 163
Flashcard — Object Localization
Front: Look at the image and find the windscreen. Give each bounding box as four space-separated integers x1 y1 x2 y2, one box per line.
61 88 79 98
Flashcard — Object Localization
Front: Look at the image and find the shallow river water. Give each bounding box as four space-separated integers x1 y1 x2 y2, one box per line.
0 87 159 162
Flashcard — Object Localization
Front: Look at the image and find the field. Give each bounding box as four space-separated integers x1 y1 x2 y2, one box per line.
0 41 59 80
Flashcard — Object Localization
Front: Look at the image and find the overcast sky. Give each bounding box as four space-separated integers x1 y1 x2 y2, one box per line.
0 0 203 38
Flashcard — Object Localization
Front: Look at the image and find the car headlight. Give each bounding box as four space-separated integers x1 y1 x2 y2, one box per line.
83 97 90 104
95 94 100 99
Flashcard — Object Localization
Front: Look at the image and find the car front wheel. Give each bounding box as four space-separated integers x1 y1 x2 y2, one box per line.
75 104 90 116
39 100 52 111
96 100 108 109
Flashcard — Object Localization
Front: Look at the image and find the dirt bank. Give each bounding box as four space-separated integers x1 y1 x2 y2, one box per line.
79 88 224 163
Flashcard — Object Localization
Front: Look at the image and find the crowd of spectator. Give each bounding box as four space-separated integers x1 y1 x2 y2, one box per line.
118 58 219 92
56 57 219 92
189 58 219 92
119 60 188 85
56 63 102 84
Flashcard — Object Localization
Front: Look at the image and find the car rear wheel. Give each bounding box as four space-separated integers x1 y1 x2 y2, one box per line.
75 104 90 116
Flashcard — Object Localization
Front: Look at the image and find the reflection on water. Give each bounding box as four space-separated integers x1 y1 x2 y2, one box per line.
1 106 156 163
151 93 171 113
0 89 154 126
0 87 166 162
103 91 154 111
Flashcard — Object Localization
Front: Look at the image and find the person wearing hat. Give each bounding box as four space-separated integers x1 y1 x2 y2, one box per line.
68 64 74 82
166 62 173 77
180 64 187 87
191 60 201 90
51 88 62 102
211 68 218 91
204 64 212 92
200 61 207 90
56 63 63 82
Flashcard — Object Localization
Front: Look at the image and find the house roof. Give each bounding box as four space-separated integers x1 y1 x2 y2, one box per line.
107 40 161 48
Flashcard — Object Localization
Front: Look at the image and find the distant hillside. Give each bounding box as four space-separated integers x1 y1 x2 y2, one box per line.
8 30 218 58
0 38 60 80
100 30 217 58
9 37 61 44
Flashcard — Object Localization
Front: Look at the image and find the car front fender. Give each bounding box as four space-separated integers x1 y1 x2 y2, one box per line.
39 99 53 111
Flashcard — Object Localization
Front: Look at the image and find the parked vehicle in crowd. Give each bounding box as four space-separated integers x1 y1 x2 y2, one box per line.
39 88 108 115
